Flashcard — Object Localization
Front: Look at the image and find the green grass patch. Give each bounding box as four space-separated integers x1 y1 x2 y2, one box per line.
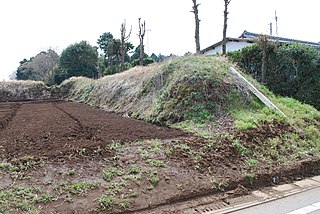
66 181 99 195
244 173 256 185
244 158 257 169
210 177 229 191
0 162 18 172
137 148 150 160
102 166 118 181
146 159 166 168
233 139 250 157
148 139 163 154
105 181 127 194
126 189 138 198
98 195 129 211
129 165 141 174
0 186 56 213
108 141 125 152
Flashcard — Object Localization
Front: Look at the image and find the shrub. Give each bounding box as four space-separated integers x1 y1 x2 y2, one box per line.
228 43 320 110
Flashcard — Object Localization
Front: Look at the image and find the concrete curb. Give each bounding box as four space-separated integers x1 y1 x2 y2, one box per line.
204 176 320 214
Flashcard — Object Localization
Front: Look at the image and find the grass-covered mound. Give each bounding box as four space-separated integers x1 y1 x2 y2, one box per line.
0 80 51 102
61 56 247 123
60 55 320 165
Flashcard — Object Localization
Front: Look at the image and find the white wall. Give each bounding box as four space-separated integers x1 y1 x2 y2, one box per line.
203 41 253 55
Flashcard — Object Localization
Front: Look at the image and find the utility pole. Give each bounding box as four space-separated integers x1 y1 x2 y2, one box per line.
275 10 278 36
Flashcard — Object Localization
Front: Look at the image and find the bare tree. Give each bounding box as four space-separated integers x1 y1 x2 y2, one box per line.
120 20 132 72
17 49 59 84
108 38 114 73
191 0 201 54
9 70 16 80
138 18 146 66
222 0 231 55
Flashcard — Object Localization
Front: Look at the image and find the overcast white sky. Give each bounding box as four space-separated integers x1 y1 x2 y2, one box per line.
0 0 319 80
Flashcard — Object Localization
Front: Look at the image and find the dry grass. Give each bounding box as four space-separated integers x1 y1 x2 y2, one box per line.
60 56 320 152
61 63 165 119
0 80 51 101
61 55 248 125
102 63 161 80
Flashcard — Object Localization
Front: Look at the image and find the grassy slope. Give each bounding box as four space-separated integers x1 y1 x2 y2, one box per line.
61 55 320 163
62 56 244 122
0 80 51 101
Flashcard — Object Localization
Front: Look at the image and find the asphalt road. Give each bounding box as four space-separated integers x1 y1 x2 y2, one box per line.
232 186 320 214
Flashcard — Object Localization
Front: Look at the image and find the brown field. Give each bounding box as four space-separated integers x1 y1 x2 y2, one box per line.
0 100 319 213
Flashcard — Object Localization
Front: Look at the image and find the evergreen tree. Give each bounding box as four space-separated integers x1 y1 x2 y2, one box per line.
56 41 98 84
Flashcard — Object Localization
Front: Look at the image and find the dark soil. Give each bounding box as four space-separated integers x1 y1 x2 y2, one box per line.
0 101 186 160
0 100 319 213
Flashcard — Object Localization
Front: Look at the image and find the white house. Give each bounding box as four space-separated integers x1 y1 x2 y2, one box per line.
201 30 320 55
201 37 254 55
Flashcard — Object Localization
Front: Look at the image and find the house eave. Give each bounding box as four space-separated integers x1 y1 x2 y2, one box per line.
200 37 254 53
240 30 320 48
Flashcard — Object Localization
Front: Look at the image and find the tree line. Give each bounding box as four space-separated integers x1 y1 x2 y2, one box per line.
14 18 173 85
14 0 231 85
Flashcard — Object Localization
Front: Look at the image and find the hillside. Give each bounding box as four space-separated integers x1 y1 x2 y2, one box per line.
61 55 319 149
0 55 319 213
56 55 320 210
60 56 260 122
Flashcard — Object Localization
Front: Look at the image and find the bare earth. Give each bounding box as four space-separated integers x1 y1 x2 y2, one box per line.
0 100 319 213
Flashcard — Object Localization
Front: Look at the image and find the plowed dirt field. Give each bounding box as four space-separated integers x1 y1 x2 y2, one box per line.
0 100 185 160
0 100 319 214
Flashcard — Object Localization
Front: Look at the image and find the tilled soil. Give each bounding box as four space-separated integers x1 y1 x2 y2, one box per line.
0 100 319 214
0 101 186 160
0 100 208 213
